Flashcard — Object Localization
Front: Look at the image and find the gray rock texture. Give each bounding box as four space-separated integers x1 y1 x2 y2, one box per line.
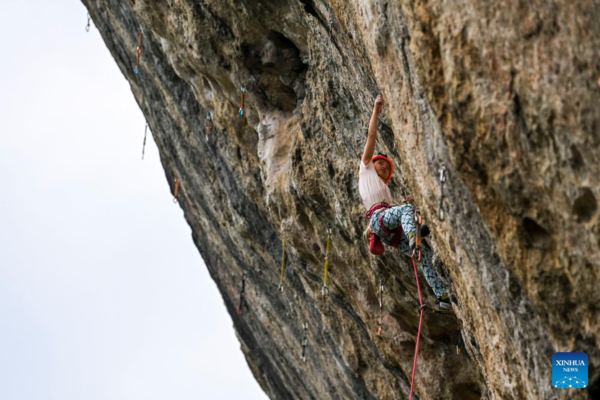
82 0 599 399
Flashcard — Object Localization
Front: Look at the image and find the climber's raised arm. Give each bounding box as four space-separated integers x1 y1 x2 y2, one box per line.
361 95 384 166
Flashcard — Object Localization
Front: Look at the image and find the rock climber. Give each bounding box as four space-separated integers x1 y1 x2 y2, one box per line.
359 95 452 313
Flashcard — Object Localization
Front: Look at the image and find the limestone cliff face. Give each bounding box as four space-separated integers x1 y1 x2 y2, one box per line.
83 1 599 399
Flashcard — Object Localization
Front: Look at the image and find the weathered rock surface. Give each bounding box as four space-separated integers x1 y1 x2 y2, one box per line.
82 0 599 398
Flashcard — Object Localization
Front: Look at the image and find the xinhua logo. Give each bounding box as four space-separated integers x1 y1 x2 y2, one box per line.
553 352 588 388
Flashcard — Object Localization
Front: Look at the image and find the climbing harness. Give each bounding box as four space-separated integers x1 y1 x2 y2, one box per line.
206 113 211 136
377 280 384 336
85 13 91 32
239 85 246 116
142 123 148 160
300 323 308 362
134 31 143 75
364 202 403 255
409 209 424 400
278 238 287 292
322 225 332 296
237 272 247 316
438 164 447 221
172 177 180 203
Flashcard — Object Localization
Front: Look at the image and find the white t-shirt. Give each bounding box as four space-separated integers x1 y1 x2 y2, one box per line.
358 160 395 210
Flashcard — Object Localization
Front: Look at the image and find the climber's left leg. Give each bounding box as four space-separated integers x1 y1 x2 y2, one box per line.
398 238 448 299
380 204 419 247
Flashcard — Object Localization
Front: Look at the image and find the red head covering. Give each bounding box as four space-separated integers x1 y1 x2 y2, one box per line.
371 154 393 185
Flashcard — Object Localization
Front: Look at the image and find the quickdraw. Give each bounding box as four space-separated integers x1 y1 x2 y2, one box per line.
239 85 246 116
172 177 180 204
278 238 287 292
237 272 247 316
438 164 447 221
377 280 384 336
300 323 308 362
85 13 91 32
206 113 211 136
456 322 462 355
322 225 332 296
409 209 424 400
134 31 143 75
142 123 148 160
412 211 423 263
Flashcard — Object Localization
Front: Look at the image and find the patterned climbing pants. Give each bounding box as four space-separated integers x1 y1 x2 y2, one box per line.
369 204 448 298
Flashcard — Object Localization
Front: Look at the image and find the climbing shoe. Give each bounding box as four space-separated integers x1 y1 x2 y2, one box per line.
363 227 385 256
435 293 453 314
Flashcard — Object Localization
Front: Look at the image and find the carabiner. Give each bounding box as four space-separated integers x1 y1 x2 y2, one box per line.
412 248 422 263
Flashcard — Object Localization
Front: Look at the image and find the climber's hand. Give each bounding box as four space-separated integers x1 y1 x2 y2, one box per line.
406 194 415 204
374 95 383 114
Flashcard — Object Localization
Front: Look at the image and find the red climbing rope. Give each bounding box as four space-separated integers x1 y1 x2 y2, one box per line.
409 256 424 400
409 210 424 400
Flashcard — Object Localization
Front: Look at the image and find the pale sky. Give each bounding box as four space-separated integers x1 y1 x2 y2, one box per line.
0 1 266 399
